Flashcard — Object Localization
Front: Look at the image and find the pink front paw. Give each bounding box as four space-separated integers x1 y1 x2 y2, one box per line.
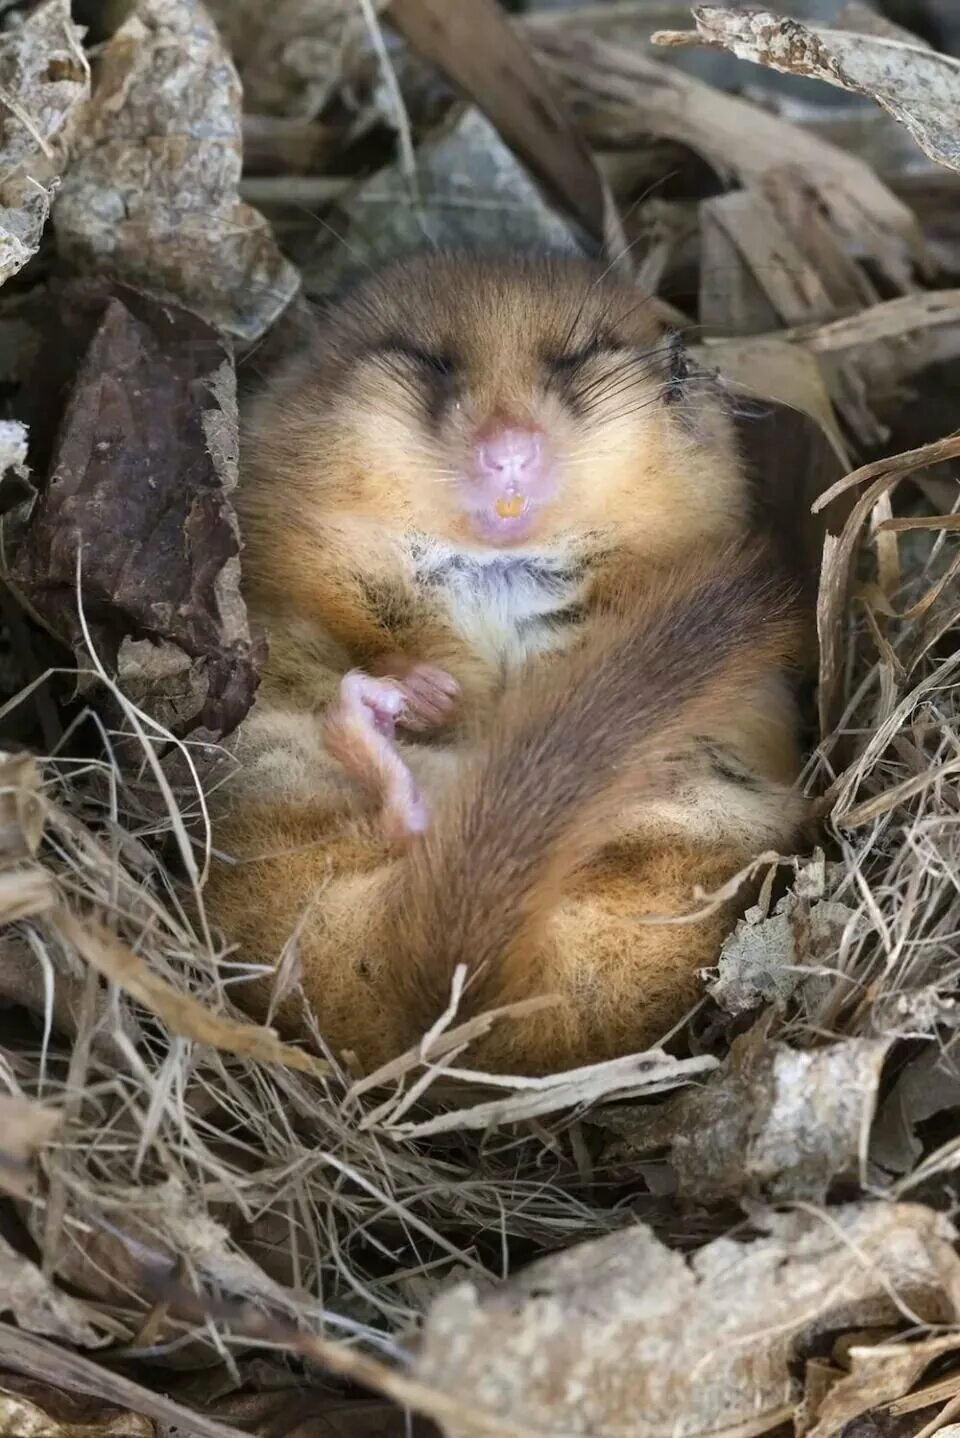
369 656 460 733
323 671 429 839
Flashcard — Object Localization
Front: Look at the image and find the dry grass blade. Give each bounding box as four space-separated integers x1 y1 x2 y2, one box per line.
50 909 331 1080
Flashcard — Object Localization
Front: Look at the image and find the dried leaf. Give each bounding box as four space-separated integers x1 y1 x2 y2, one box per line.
415 1204 960 1438
793 289 960 445
0 750 44 860
813 432 960 735
387 0 610 246
0 420 31 516
0 0 89 288
0 1237 102 1348
535 28 924 290
0 1094 59 1199
699 170 878 336
205 1387 436 1438
207 0 374 121
657 8 960 177
709 891 857 1016
704 366 848 598
871 1045 960 1178
53 0 298 341
605 1023 889 1203
806 1333 960 1438
8 282 262 740
303 104 581 294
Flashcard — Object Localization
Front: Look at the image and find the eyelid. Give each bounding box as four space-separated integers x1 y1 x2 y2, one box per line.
373 340 454 375
548 338 631 371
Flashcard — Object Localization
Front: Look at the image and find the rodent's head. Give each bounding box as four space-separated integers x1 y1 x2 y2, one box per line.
251 252 745 557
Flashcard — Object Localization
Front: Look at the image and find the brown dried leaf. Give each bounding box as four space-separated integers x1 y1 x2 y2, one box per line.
697 357 848 598
187 1386 437 1438
0 0 89 288
806 1333 960 1438
657 8 960 177
0 1094 59 1200
415 1204 960 1438
53 0 298 341
699 170 878 337
8 282 262 740
605 1023 889 1203
792 289 960 446
0 750 44 861
813 433 960 735
387 0 612 248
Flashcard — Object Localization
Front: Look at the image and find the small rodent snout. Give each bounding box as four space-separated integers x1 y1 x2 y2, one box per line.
473 426 544 487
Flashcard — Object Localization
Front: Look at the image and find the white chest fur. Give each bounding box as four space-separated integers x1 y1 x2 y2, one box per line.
411 542 583 671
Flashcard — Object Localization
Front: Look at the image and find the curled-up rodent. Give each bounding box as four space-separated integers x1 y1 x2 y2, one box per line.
206 251 807 1075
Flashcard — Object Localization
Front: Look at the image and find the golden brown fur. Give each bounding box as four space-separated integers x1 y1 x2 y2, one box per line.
206 251 807 1074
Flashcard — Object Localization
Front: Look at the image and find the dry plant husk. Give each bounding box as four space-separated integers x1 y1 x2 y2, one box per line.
2 2 960 1437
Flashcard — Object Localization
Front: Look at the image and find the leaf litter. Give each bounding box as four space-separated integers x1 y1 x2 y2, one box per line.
3 1 960 1436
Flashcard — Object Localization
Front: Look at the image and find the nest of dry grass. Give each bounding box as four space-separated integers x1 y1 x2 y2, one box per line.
2 2 960 1436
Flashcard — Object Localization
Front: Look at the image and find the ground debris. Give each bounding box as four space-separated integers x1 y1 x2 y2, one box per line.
0 0 88 289
0 1092 59 1200
0 1378 151 1438
7 280 262 741
206 0 376 122
535 24 926 290
303 103 581 294
415 1203 960 1438
390 0 612 247
53 0 298 340
0 1236 104 1348
655 7 960 177
602 1021 889 1203
709 883 857 1017
871 1043 960 1178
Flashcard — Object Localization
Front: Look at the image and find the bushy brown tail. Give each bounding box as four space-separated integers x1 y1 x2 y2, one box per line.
383 542 801 1041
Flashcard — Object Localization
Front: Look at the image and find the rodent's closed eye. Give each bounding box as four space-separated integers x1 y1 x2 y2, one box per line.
545 335 638 374
372 338 456 376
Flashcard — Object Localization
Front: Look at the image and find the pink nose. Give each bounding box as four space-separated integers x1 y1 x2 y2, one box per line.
474 426 543 486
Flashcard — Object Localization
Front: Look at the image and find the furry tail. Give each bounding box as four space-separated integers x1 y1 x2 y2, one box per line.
383 542 801 1040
